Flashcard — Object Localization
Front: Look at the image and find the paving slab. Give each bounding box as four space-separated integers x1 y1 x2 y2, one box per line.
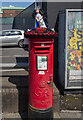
60 94 83 111
1 68 28 76
60 111 83 119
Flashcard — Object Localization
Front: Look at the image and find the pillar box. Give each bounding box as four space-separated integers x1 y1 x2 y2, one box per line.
24 27 58 113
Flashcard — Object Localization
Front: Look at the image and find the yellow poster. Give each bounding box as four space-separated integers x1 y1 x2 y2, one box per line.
67 28 83 70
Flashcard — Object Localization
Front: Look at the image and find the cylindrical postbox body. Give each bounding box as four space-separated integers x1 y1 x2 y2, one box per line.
29 38 53 111
24 28 57 114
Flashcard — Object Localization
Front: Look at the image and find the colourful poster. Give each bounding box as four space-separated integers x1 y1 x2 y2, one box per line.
67 28 83 70
66 10 83 88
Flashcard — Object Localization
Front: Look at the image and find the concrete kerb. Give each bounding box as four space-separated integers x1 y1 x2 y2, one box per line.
2 111 83 119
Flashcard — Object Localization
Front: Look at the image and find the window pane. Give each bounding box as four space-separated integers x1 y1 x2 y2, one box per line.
14 31 22 35
10 31 22 35
10 31 15 36
2 31 10 36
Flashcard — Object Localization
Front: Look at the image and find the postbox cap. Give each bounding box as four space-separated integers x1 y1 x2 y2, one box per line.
24 27 58 39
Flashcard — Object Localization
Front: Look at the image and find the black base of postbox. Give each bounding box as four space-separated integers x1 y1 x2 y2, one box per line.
28 105 53 120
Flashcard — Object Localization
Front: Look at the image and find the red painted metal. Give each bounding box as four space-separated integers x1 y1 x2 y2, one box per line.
29 38 53 110
24 28 57 110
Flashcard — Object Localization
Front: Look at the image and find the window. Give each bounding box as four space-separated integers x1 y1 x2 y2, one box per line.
10 31 22 36
0 30 22 36
2 31 10 36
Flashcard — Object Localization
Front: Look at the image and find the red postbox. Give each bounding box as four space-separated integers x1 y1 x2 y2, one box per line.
24 27 57 113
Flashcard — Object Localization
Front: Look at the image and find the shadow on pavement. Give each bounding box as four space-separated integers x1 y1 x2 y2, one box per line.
8 76 29 120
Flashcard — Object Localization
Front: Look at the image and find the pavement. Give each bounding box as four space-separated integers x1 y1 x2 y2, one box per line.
1 111 83 120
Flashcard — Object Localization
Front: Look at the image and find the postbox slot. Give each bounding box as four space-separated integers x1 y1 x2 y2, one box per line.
34 46 50 53
34 49 49 53
35 48 49 50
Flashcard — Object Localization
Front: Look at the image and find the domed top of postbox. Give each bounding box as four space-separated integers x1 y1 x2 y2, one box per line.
24 27 58 39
